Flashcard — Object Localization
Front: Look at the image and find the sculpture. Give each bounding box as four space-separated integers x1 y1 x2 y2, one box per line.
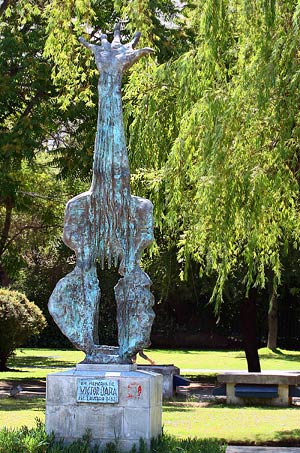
48 24 155 364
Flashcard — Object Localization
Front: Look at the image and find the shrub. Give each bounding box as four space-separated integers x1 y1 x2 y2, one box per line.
0 423 227 453
0 288 47 370
0 420 49 453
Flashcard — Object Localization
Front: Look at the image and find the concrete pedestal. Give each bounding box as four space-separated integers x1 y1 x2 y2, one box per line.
137 365 180 398
46 364 163 451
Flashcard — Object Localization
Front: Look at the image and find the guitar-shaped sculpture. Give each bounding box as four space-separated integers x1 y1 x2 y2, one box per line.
48 25 155 364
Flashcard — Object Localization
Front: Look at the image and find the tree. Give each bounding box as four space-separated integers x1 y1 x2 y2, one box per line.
123 1 300 365
0 288 47 370
0 1 93 285
0 1 60 283
7 0 299 358
43 1 297 360
41 0 190 179
0 0 192 348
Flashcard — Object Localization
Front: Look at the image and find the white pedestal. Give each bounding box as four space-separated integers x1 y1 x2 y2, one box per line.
46 364 163 451
137 365 180 398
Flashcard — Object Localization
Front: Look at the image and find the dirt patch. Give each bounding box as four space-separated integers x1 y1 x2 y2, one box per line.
0 379 46 398
176 382 226 405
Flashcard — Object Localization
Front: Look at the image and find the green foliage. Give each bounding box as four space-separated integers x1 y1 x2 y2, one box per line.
14 240 76 349
43 0 97 109
125 0 300 309
150 435 226 453
0 289 46 370
0 1 74 284
97 266 119 345
0 1 96 285
0 422 226 453
0 420 49 453
0 0 54 189
43 0 190 108
0 156 70 282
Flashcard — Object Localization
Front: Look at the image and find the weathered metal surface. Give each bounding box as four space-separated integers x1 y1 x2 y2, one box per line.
48 25 155 364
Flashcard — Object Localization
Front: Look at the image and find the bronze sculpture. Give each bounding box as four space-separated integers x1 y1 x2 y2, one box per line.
49 24 155 364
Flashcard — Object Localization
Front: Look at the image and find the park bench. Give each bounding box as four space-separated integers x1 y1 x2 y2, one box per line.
213 371 300 406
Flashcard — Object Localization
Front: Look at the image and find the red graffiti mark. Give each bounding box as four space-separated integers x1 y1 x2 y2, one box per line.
127 383 134 399
127 382 142 399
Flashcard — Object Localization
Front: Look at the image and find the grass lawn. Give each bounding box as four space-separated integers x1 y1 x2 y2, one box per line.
1 346 300 379
1 347 300 445
0 347 299 382
0 349 85 381
163 402 300 445
0 398 45 429
1 398 300 445
141 347 300 372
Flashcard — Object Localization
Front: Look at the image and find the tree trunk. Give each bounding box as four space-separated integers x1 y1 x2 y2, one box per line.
0 353 10 371
0 196 14 287
240 288 261 372
0 263 9 287
267 290 278 350
0 0 12 18
0 196 14 257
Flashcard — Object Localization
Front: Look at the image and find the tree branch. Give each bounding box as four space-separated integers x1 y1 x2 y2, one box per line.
0 0 12 18
3 223 60 252
18 191 62 200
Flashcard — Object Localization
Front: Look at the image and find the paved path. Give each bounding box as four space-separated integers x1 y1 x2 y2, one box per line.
226 448 300 453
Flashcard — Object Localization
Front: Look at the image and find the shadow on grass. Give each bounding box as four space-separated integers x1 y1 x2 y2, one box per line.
0 398 45 412
236 428 300 447
210 404 300 411
0 378 46 388
186 374 218 383
258 352 300 362
7 355 76 370
163 405 195 413
233 351 300 362
271 428 300 446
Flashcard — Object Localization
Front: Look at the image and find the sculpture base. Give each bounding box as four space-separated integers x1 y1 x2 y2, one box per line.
137 365 180 399
81 346 131 365
46 364 163 451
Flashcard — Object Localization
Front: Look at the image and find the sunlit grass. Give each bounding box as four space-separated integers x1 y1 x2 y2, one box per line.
162 402 300 443
1 397 300 445
0 398 45 428
137 348 300 372
1 348 300 382
1 348 300 444
0 349 84 381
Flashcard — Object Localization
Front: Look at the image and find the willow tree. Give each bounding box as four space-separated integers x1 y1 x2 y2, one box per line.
42 1 300 361
123 0 300 362
43 0 186 104
40 0 188 182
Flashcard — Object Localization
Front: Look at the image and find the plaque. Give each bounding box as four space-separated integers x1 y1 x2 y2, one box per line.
77 379 119 403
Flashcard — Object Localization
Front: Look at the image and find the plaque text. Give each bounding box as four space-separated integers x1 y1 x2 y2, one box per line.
77 379 119 403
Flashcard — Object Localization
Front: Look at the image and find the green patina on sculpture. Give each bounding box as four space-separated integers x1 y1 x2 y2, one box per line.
48 25 155 364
